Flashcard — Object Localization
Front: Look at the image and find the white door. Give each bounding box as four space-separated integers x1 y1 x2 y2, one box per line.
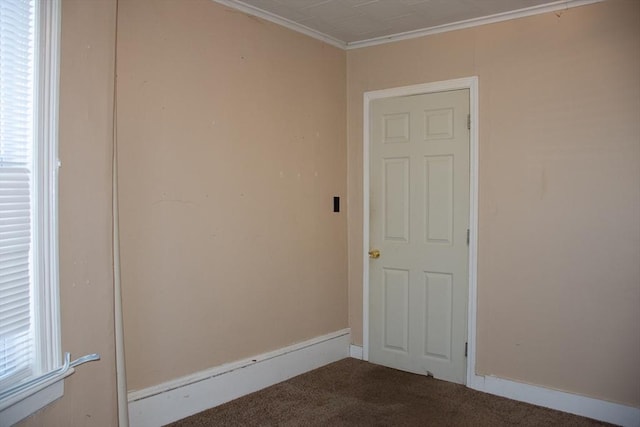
369 89 470 384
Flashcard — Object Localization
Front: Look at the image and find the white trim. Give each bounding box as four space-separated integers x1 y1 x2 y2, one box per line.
35 0 62 378
469 375 640 427
209 0 603 51
211 0 346 49
349 345 363 360
346 0 604 49
362 89 370 361
362 77 479 371
0 1 63 424
466 79 480 389
113 97 128 427
0 367 72 413
360 79 640 427
0 381 64 427
127 329 350 427
111 0 128 423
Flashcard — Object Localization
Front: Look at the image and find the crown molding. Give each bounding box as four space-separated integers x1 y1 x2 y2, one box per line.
345 0 605 49
211 0 347 49
212 0 605 51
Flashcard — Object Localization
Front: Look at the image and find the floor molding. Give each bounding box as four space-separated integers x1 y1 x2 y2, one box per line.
349 345 363 360
469 374 640 427
359 342 637 425
128 329 350 427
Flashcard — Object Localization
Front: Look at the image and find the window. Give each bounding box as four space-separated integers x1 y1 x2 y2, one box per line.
0 0 62 423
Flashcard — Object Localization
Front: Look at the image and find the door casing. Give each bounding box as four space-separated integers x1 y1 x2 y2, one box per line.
362 77 479 386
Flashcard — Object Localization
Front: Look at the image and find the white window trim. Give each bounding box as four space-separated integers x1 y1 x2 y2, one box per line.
0 370 73 427
0 0 62 425
33 0 62 378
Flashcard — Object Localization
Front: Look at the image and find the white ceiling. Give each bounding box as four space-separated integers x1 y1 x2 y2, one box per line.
214 0 602 48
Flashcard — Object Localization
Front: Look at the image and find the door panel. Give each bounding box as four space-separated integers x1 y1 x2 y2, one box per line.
383 158 409 242
424 155 453 244
369 89 470 384
383 268 409 353
423 271 453 360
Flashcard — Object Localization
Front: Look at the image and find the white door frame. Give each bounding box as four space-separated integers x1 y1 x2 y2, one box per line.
362 76 479 386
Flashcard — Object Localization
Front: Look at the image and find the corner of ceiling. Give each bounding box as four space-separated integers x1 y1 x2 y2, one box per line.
212 0 605 52
211 0 347 50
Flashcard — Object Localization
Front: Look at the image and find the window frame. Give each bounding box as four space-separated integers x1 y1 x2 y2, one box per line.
0 0 63 424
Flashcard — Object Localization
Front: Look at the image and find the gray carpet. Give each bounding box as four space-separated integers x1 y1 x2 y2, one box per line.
167 358 611 426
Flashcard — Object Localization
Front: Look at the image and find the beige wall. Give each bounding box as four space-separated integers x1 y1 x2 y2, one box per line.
117 0 347 391
347 0 640 407
15 0 639 424
20 0 119 425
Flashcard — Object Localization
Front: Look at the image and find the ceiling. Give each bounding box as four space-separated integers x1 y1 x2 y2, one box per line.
213 0 601 48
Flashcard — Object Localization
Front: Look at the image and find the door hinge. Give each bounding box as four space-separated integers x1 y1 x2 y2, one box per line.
466 229 470 245
467 114 471 130
465 342 468 358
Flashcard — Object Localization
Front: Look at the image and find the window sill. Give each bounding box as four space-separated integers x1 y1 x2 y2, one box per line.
0 368 73 427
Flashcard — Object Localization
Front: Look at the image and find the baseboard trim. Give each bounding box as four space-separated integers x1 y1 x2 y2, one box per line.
350 344 363 360
127 328 350 427
468 374 640 427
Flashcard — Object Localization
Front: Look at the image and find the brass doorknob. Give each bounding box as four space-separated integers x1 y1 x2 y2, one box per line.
368 249 381 259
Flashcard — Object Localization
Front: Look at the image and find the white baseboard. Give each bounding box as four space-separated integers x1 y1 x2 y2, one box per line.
350 344 363 360
468 374 640 427
128 329 350 427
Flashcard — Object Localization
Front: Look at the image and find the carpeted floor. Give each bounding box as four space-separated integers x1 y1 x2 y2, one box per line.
167 358 611 426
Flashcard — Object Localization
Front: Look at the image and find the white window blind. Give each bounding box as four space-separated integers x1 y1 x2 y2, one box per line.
0 3 100 423
0 0 37 392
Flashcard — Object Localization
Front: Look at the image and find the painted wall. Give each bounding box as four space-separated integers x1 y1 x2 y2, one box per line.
347 0 640 407
14 0 638 424
20 0 119 425
116 0 347 391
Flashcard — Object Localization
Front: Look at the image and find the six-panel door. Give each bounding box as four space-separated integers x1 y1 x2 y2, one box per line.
369 89 470 384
